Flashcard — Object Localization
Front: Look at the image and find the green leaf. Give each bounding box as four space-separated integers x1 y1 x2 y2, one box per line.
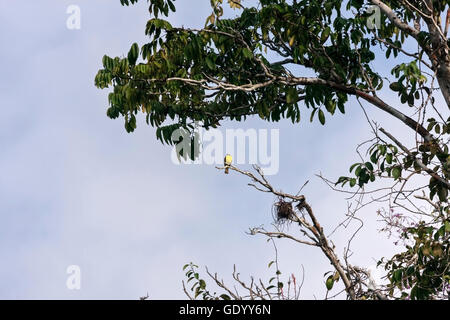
438 186 448 202
168 0 176 12
386 153 393 164
365 162 374 171
205 56 215 70
435 124 441 134
318 109 325 125
389 82 402 92
310 108 317 122
325 99 336 114
127 43 139 65
242 47 253 59
393 269 403 282
392 167 401 180
445 221 450 233
370 151 378 163
286 88 299 104
320 27 331 43
325 276 334 290
194 286 202 298
349 163 359 173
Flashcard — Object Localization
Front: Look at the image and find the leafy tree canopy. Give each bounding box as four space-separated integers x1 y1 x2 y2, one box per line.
96 0 450 300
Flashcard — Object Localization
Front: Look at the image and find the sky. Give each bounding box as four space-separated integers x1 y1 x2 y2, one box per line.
0 0 425 299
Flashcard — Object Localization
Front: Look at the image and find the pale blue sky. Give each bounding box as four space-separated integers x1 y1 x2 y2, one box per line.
0 0 419 299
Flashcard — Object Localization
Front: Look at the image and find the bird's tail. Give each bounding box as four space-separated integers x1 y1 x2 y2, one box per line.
225 167 229 174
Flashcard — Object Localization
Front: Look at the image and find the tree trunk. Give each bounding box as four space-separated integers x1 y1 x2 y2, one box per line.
424 1 450 109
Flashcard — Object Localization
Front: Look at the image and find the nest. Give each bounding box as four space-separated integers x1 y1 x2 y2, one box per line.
273 198 295 223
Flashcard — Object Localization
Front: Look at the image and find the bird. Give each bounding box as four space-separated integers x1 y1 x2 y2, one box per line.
224 154 232 174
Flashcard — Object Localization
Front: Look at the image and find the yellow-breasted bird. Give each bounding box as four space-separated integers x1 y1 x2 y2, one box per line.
224 154 232 174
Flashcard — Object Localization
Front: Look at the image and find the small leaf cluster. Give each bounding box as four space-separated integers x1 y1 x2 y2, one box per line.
323 270 340 291
183 263 219 300
336 143 400 188
382 220 450 300
389 61 427 107
120 0 176 18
